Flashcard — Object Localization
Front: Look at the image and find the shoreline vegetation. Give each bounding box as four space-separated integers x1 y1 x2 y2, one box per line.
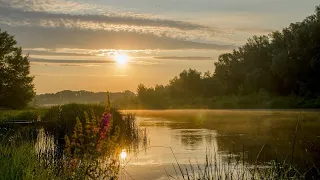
1 142 315 180
0 101 145 179
33 91 320 110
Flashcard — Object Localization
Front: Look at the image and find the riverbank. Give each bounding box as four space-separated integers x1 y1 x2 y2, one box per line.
115 95 320 110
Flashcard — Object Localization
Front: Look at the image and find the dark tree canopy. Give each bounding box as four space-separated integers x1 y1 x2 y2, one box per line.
136 5 320 109
214 5 320 96
0 29 35 109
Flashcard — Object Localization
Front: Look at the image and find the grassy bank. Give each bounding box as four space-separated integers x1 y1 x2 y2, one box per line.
0 142 57 180
0 108 48 122
0 103 143 179
119 94 320 110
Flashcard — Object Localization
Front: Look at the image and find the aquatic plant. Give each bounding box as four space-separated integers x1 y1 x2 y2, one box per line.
64 93 121 179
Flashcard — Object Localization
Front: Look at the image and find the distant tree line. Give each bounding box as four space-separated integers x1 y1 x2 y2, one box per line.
35 90 137 108
136 6 320 109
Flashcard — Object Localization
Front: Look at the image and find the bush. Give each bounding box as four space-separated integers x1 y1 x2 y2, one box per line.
43 104 108 135
42 103 140 148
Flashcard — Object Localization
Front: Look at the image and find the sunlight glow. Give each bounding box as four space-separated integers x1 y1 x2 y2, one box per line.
120 150 127 159
114 54 129 66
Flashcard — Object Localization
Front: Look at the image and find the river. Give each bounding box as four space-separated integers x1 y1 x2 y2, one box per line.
120 110 320 179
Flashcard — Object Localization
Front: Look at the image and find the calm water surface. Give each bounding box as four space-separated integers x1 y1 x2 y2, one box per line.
120 110 320 179
2 110 320 179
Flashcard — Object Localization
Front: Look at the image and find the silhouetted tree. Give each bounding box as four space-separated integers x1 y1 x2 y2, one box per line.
214 5 320 97
0 29 35 109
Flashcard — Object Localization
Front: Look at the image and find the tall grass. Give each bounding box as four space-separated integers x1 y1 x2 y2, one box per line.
0 103 144 179
168 149 306 180
42 104 127 134
165 120 318 180
1 142 312 180
119 145 310 180
41 104 142 150
0 108 47 122
0 142 58 180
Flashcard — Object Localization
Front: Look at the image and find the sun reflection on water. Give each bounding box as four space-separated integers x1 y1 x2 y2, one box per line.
120 149 127 160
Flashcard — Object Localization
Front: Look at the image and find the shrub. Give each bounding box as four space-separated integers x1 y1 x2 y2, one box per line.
42 104 105 136
64 108 120 179
43 103 132 135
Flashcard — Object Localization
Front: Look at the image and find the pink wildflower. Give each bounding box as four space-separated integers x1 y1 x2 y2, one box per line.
97 143 102 152
100 132 106 139
100 113 111 128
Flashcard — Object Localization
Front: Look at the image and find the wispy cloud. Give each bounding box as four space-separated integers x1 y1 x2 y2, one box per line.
0 7 228 45
0 6 215 31
29 57 159 66
154 56 214 60
30 58 114 64
0 0 237 50
0 0 104 14
3 25 234 50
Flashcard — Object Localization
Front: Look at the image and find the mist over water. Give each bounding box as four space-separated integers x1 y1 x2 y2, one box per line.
121 110 320 179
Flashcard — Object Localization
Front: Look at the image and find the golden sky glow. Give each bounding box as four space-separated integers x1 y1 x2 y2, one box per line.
114 54 130 66
1 0 319 94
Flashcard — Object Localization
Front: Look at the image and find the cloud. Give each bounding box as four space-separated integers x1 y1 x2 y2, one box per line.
29 57 159 66
0 0 237 49
24 48 159 58
25 50 94 57
233 27 275 33
2 25 235 50
0 0 103 14
0 6 214 31
154 56 214 60
30 58 114 64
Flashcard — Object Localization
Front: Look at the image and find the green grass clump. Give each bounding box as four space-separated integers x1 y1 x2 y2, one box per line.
42 103 105 136
42 103 141 150
0 108 48 122
0 143 57 180
42 104 134 136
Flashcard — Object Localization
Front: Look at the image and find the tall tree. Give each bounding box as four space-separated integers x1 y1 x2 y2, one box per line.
0 29 35 109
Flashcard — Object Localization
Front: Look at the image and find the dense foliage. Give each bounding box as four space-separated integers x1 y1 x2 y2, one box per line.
0 29 35 109
137 6 320 109
215 6 320 96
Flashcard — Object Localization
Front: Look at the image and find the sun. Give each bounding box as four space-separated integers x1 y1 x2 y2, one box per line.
114 54 129 66
120 149 127 160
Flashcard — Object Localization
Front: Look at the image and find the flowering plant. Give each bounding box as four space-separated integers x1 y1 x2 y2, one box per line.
64 93 120 179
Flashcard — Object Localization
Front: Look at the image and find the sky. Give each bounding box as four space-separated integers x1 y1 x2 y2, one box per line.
0 0 319 94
